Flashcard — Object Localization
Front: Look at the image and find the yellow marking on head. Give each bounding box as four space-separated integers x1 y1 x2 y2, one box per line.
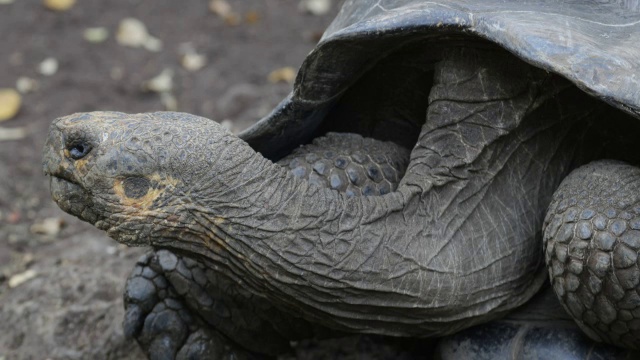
60 160 71 171
63 148 89 172
74 157 89 171
113 174 179 211
148 173 179 187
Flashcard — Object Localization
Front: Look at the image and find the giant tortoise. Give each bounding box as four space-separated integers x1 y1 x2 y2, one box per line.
43 0 640 358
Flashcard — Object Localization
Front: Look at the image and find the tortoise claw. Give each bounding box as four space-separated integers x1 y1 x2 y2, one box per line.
124 253 189 358
140 299 189 354
124 253 163 339
123 303 144 338
148 335 180 360
176 328 258 360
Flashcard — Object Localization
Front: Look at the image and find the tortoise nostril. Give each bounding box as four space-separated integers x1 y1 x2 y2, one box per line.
68 142 91 160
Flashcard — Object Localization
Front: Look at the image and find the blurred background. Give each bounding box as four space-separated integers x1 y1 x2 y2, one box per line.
0 1 340 358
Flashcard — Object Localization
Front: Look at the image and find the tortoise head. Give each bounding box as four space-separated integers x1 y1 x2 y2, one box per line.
42 111 234 245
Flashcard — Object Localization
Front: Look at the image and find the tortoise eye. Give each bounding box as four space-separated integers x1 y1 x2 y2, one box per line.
67 141 92 160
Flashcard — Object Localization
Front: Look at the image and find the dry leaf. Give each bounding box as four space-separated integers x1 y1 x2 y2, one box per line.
0 89 21 121
160 92 178 111
117 18 162 51
209 0 241 25
268 67 296 84
299 0 332 16
181 52 207 72
43 0 75 11
209 0 232 16
117 18 148 47
245 11 260 24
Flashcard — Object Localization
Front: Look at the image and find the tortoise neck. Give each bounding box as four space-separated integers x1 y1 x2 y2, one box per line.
155 135 417 325
191 134 302 222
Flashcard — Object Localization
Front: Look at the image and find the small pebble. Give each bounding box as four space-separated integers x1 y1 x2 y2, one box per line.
8 269 37 288
299 0 332 15
268 67 296 84
39 57 59 76
0 89 21 121
209 0 232 16
83 27 109 43
181 51 207 72
209 0 240 25
144 68 173 93
43 0 75 11
30 217 65 236
16 77 39 94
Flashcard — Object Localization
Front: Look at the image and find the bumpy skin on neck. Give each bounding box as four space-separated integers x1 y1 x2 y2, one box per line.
43 49 602 337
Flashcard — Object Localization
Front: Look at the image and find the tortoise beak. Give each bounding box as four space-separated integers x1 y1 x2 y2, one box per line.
43 117 99 223
43 118 65 177
43 117 80 184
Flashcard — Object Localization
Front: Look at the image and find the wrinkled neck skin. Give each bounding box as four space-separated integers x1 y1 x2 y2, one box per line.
150 67 602 339
152 135 423 331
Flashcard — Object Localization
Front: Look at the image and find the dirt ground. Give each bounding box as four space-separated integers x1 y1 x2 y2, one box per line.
0 1 371 358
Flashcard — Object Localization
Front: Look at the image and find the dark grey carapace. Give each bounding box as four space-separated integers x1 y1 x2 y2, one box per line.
43 0 640 359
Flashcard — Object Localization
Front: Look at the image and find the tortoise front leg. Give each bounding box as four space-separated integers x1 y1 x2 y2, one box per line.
544 160 640 350
123 251 255 359
123 250 316 359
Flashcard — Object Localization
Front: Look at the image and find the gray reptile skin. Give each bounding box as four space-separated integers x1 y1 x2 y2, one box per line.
43 45 640 358
42 0 640 357
122 133 410 357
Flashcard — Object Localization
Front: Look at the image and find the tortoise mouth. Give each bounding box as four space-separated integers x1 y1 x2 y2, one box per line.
48 175 100 224
49 171 79 186
49 175 84 206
